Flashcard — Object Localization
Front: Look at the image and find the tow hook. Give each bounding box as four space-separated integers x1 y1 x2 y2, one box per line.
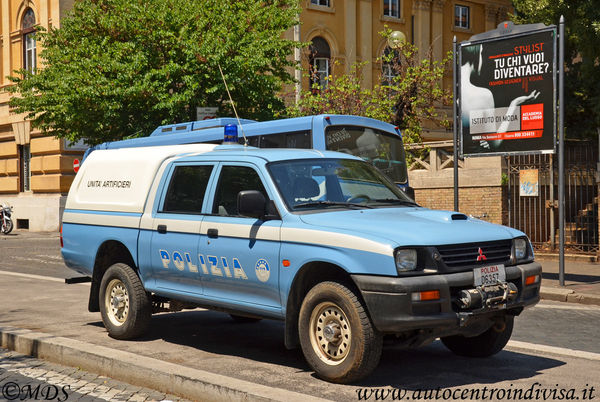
457 282 519 309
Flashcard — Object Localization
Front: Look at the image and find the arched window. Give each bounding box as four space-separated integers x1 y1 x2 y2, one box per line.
309 37 331 90
381 47 399 85
22 8 37 74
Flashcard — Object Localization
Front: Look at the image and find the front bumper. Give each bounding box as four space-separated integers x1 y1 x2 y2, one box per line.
352 261 541 334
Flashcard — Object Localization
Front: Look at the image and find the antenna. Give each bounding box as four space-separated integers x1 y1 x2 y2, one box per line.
218 64 248 146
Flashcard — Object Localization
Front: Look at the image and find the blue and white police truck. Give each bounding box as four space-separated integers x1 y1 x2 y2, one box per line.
61 125 541 383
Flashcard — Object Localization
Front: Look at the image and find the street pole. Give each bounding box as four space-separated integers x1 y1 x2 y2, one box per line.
453 36 459 212
558 16 565 286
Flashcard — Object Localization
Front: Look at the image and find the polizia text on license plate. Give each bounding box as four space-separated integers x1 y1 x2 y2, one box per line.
473 264 506 286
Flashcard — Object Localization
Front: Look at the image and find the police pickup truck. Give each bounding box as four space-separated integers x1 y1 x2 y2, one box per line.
61 128 541 383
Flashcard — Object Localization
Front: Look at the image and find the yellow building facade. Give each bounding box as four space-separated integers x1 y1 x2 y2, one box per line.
0 0 77 231
296 0 511 138
0 0 511 231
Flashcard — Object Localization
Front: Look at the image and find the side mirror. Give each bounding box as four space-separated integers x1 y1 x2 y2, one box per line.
237 190 267 219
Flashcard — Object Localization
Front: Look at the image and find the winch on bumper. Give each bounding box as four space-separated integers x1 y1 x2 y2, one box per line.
351 261 541 334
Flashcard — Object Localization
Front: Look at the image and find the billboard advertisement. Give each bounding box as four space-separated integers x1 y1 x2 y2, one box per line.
459 28 556 156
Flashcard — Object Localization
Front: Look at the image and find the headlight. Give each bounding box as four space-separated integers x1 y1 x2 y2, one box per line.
395 249 417 272
514 237 530 262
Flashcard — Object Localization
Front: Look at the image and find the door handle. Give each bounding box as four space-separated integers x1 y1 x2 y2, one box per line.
157 224 167 234
207 228 218 238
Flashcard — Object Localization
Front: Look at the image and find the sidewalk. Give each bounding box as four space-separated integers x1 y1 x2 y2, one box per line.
536 256 600 305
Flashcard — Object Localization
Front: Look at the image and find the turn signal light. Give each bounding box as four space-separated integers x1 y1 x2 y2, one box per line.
525 275 540 286
411 290 440 301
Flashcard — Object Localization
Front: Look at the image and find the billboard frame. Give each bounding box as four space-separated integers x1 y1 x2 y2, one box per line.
456 22 557 158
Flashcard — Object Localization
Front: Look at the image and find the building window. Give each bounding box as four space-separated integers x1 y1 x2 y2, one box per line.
19 145 31 192
383 0 400 18
455 5 470 29
382 47 399 85
309 37 331 90
22 8 37 74
310 0 330 6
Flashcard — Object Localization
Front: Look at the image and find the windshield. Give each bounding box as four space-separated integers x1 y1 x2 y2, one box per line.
324 125 408 184
267 158 417 212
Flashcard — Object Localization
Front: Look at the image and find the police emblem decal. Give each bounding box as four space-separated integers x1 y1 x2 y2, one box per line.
255 259 270 282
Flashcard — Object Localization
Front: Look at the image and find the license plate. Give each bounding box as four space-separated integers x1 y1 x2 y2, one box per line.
473 264 505 286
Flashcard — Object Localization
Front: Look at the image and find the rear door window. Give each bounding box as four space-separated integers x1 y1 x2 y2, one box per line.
161 165 213 214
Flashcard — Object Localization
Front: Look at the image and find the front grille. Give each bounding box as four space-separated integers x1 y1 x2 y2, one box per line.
436 239 512 268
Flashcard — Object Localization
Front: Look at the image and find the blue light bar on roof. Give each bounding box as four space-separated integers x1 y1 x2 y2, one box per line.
223 124 238 144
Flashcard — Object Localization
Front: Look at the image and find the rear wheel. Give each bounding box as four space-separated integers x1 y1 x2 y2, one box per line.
441 315 514 357
99 263 151 340
298 281 382 383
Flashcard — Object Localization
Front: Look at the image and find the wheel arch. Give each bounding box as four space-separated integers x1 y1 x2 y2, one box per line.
88 240 137 312
284 261 361 349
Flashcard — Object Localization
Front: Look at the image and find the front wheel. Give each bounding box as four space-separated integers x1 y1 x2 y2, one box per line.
1 218 13 234
298 281 382 383
99 263 151 340
441 315 514 357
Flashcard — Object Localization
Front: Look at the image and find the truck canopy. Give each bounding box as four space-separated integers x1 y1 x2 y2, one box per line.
66 144 216 213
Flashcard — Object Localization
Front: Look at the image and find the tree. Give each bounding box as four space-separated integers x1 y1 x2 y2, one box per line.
6 0 300 145
512 0 600 138
286 32 452 145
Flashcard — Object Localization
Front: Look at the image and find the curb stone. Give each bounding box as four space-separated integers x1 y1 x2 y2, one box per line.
540 286 600 306
539 286 574 302
565 292 600 305
0 326 330 402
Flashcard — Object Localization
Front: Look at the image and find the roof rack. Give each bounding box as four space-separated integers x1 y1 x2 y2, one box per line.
149 117 258 137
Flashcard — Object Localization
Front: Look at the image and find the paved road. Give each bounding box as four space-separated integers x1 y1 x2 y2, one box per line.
1 232 599 401
0 348 188 401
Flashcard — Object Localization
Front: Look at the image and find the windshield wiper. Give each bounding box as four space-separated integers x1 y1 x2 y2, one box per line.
294 201 374 210
372 198 419 206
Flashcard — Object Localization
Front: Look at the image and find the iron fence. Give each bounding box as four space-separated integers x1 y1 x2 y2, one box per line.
507 141 598 254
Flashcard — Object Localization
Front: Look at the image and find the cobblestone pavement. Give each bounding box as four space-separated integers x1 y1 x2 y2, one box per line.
0 348 190 402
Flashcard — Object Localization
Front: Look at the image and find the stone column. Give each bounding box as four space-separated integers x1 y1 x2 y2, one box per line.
2 0 11 85
359 0 372 89
51 0 60 28
40 0 49 30
345 0 357 73
412 0 432 60
431 0 445 62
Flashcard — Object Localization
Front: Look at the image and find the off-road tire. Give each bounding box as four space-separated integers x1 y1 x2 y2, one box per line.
99 263 151 340
298 281 382 383
229 314 262 323
441 315 514 357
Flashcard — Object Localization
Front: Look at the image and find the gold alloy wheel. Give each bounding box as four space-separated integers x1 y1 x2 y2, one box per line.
105 278 130 327
309 301 352 365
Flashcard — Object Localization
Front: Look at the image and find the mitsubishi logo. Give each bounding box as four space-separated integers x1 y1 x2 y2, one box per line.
477 248 487 262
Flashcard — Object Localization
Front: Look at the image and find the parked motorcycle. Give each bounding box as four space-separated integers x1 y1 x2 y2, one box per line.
1 203 13 234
